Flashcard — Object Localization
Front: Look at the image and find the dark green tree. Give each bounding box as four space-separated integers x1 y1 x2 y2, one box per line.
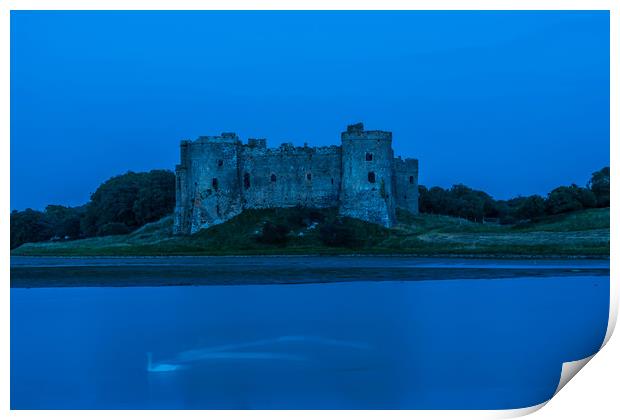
81 170 176 236
133 170 177 226
546 184 596 215
418 185 431 213
10 209 52 249
419 184 495 222
419 186 450 215
587 166 610 207
43 205 84 239
515 195 546 221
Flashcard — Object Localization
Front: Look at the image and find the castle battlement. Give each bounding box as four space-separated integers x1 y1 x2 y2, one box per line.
173 123 419 234
247 138 267 148
194 133 240 144
246 145 342 156
342 128 392 142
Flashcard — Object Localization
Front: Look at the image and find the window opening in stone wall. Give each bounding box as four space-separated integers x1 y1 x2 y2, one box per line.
212 178 218 190
244 173 251 189
217 159 223 167
368 172 376 183
306 173 312 181
409 175 414 184
271 174 277 182
366 152 373 161
331 178 334 185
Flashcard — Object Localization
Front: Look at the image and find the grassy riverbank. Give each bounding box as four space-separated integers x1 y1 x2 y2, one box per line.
11 207 609 258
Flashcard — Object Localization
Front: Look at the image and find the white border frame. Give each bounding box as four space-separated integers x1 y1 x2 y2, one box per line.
1 1 617 418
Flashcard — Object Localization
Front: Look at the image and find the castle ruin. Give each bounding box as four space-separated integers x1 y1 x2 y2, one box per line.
173 123 419 234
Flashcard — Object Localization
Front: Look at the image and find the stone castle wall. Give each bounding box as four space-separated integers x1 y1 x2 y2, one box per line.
173 124 419 234
239 143 342 210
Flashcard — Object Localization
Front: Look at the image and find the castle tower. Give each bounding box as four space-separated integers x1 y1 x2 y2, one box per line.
174 133 244 234
173 140 191 234
174 123 418 234
339 123 396 227
393 157 419 215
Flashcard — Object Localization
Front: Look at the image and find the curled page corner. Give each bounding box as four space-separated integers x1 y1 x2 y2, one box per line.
495 401 548 419
601 284 618 348
553 354 595 396
491 354 599 420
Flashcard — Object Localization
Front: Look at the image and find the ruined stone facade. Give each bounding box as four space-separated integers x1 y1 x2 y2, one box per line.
173 123 419 234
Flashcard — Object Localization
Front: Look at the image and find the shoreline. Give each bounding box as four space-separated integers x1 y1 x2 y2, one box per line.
11 256 610 289
10 253 610 260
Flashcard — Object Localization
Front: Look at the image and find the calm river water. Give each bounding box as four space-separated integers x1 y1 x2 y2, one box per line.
10 257 609 409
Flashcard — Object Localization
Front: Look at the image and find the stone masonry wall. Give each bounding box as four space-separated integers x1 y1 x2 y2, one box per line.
393 157 419 215
339 124 396 227
173 124 419 234
239 144 341 210
180 134 243 234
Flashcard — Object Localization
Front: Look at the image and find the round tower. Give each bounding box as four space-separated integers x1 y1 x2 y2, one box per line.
339 123 396 227
186 133 243 233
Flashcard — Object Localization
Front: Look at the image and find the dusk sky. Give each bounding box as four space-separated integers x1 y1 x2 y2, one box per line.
11 11 609 211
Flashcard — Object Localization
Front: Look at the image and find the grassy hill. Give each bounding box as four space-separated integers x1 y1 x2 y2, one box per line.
11 207 609 258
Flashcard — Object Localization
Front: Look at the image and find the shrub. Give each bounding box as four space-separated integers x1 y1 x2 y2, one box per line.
97 222 131 236
257 222 290 245
286 206 326 228
319 222 356 247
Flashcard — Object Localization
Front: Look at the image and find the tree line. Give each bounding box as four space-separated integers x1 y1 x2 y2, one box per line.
10 166 610 249
418 167 609 223
11 170 175 249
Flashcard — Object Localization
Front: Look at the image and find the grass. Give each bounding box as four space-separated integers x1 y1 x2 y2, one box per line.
12 207 610 258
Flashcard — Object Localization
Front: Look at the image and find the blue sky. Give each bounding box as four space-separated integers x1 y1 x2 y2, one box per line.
10 11 609 211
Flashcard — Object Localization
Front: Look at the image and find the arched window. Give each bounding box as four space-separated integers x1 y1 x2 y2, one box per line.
270 174 277 182
212 178 218 190
409 175 414 184
244 173 251 190
368 172 376 183
365 152 373 161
